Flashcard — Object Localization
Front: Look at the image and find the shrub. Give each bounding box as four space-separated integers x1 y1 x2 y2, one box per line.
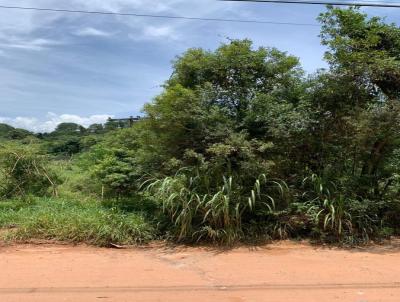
0 144 59 199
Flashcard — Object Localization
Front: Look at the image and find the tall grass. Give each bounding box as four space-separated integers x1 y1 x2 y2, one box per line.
144 172 288 244
0 171 396 247
0 144 58 198
0 198 155 246
145 174 241 244
302 174 379 243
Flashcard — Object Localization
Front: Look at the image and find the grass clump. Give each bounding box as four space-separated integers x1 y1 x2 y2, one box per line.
0 143 59 198
0 198 155 246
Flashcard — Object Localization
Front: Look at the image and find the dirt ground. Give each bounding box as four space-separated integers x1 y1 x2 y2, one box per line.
0 240 400 302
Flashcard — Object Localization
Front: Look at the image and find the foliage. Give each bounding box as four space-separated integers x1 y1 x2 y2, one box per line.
0 7 400 246
0 143 59 199
92 149 138 198
319 6 400 99
0 198 155 246
145 170 293 244
0 123 32 140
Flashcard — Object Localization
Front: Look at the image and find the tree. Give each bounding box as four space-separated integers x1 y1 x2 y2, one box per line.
88 123 104 134
50 138 82 156
317 7 400 197
319 6 400 99
54 123 85 135
169 39 303 120
140 39 306 178
0 123 32 140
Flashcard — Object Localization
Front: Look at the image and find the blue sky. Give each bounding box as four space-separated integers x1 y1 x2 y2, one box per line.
0 0 399 132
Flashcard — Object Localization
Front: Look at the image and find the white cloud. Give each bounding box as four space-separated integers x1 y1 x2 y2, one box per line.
0 38 63 51
0 116 38 131
0 113 113 133
75 27 113 37
0 0 236 46
144 26 177 39
130 25 178 41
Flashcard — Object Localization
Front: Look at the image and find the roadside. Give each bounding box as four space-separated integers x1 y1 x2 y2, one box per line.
1 240 400 302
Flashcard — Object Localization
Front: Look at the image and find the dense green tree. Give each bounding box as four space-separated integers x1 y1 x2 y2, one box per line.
141 39 306 179
131 8 400 242
315 7 400 198
319 6 400 99
54 123 86 135
0 123 32 140
50 138 82 156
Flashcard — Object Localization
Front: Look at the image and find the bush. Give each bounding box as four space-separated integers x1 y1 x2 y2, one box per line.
0 144 59 199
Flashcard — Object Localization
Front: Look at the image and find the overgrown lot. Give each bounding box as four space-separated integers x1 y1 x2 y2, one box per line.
1 7 400 246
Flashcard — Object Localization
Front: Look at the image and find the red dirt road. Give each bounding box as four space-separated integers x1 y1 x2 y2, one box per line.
1 241 400 302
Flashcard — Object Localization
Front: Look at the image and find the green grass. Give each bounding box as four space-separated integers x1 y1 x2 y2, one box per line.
0 198 156 246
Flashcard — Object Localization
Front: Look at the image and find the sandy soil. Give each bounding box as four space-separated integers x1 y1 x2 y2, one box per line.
1 240 400 302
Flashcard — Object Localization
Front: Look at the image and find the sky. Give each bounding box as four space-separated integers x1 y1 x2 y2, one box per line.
0 0 399 132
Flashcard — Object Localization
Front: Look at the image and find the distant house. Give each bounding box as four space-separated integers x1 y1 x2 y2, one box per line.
105 116 142 129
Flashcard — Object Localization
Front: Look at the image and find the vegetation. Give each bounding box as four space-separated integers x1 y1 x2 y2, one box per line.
0 143 59 198
0 198 155 246
0 7 399 246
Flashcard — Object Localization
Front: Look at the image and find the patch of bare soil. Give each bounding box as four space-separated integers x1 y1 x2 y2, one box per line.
1 240 400 302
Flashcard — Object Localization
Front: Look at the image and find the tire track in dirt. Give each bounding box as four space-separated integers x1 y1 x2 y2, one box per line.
1 282 400 294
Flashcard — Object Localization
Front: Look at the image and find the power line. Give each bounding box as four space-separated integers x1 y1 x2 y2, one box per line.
0 4 319 27
221 0 400 8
